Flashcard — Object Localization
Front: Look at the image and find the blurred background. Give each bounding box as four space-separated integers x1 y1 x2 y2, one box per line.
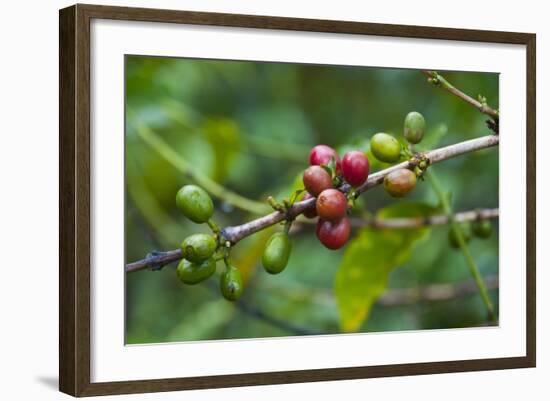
125 56 499 344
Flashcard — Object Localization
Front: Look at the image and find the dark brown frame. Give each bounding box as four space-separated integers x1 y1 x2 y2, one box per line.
59 3 536 397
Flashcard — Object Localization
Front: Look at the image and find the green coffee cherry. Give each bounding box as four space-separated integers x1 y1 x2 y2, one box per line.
180 233 217 263
176 185 214 224
370 133 401 163
472 219 492 239
176 257 216 285
220 266 243 301
448 223 472 249
404 111 426 144
262 232 292 274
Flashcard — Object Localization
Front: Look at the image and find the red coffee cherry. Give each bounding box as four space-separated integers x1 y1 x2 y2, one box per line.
303 165 333 196
301 192 318 219
316 189 347 221
309 144 342 173
383 168 417 198
342 151 369 187
316 217 351 250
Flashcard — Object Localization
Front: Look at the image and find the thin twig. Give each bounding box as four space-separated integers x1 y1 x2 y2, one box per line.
126 134 498 273
126 206 499 272
326 208 498 230
422 70 499 120
378 275 499 306
425 171 495 321
126 249 182 273
288 208 498 237
354 207 498 229
263 275 498 307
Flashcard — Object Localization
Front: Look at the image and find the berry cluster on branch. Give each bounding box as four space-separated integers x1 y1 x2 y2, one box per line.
125 134 498 274
127 114 499 305
126 70 500 312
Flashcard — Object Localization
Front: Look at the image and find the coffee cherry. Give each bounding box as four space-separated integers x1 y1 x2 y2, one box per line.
303 165 333 196
176 257 216 285
176 185 214 224
404 111 426 144
370 133 401 163
301 192 318 219
262 232 292 274
472 219 492 239
342 151 370 186
448 223 472 249
383 169 417 198
316 189 347 221
309 144 342 173
316 217 350 250
220 266 243 301
180 233 217 263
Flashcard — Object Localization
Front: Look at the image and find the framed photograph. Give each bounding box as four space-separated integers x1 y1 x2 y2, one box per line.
59 4 536 397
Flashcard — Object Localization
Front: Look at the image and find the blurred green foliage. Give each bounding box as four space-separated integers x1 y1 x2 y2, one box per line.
336 202 436 332
125 55 499 344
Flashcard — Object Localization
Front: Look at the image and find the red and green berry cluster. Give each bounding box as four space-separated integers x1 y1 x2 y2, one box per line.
300 111 428 249
172 110 443 301
302 145 369 250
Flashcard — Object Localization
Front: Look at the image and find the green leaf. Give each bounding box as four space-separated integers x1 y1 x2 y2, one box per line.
325 157 337 177
202 118 241 182
290 188 306 204
167 299 236 341
417 123 448 151
321 163 334 178
291 171 305 193
436 190 452 211
335 202 436 332
376 202 437 220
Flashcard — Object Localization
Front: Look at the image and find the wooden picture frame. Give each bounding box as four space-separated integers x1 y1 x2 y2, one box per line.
59 3 536 397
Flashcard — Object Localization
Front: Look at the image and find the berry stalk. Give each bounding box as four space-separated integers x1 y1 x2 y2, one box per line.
425 170 496 322
422 70 499 120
